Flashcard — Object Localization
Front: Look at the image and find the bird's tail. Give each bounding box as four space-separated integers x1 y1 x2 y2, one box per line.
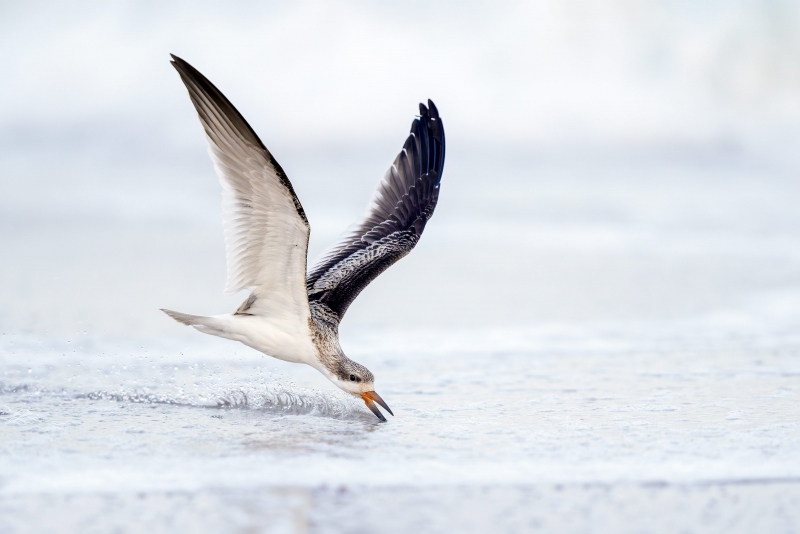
161 309 233 339
161 308 205 325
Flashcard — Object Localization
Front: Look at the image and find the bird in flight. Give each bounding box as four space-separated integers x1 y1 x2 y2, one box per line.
162 55 445 421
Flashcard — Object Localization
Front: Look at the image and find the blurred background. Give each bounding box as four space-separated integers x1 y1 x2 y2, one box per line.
2 2 800 532
2 0 800 339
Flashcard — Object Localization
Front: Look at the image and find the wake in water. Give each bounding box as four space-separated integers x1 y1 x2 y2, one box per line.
70 384 375 421
213 386 373 419
0 336 380 422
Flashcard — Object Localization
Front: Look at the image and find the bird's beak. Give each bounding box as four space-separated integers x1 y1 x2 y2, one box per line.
361 391 393 422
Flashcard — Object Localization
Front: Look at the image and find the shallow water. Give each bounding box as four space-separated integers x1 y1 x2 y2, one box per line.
2 155 800 533
2 322 800 533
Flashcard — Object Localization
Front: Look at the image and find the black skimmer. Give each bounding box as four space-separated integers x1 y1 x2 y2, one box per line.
162 55 445 421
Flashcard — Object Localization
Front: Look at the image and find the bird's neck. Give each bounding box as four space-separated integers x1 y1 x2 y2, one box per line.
308 313 348 377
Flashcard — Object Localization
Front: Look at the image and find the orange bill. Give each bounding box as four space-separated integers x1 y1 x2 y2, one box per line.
361 391 393 421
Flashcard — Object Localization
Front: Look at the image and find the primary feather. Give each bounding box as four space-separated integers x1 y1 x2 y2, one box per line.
307 101 445 323
170 55 311 323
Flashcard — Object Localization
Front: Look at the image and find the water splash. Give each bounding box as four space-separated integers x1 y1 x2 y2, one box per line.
215 385 370 420
81 390 191 406
78 384 372 421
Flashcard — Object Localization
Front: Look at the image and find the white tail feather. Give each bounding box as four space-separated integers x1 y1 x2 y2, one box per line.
161 308 206 326
161 309 234 340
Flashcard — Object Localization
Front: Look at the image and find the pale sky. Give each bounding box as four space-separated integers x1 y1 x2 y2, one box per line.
1 0 799 226
2 0 799 153
2 0 800 334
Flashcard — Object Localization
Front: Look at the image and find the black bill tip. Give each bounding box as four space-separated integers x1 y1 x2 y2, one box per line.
370 391 394 417
365 400 387 422
361 391 393 421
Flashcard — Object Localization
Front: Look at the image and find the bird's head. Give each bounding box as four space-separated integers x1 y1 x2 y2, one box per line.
330 360 393 422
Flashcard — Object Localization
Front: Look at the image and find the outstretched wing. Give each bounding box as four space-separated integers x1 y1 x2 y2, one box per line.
171 55 311 320
306 100 445 323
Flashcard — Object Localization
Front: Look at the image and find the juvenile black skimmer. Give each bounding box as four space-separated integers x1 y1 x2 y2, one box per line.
162 55 445 421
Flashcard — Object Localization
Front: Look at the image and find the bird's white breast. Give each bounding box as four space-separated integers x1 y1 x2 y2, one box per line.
230 314 318 365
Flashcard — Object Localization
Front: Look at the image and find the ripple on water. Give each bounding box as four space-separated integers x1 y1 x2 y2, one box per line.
78 385 376 421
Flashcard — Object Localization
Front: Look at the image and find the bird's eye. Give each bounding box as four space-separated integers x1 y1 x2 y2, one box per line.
349 374 356 381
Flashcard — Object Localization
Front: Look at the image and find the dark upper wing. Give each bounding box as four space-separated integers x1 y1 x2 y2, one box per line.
306 100 445 323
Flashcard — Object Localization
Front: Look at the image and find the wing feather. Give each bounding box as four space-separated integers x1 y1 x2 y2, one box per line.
307 101 445 323
171 55 311 319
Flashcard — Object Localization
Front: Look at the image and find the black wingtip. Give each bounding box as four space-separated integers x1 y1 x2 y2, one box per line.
427 99 439 119
419 102 429 116
170 55 203 80
170 54 193 75
169 57 183 75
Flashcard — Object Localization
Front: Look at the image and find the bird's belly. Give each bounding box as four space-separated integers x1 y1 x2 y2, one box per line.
235 316 316 365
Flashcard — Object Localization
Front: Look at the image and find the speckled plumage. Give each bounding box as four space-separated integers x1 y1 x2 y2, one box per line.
307 302 372 383
307 102 445 323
